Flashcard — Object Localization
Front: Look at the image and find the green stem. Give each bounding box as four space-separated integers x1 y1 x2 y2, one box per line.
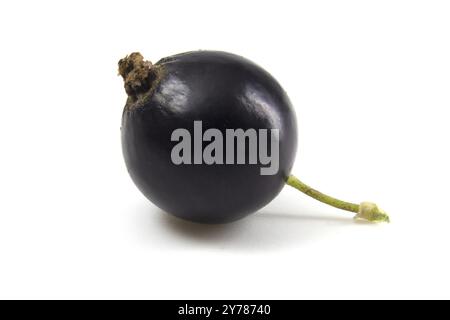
286 175 390 223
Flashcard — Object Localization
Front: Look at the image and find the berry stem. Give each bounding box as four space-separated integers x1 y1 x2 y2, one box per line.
286 175 390 223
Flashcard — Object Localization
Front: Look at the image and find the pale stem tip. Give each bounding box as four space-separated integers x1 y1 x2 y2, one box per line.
354 202 390 223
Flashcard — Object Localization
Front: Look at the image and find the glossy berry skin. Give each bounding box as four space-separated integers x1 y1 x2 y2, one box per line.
121 51 297 223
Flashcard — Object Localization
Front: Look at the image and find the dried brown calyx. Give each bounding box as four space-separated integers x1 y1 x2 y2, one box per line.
118 52 153 99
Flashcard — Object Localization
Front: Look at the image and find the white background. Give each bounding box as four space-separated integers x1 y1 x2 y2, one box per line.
0 0 449 300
